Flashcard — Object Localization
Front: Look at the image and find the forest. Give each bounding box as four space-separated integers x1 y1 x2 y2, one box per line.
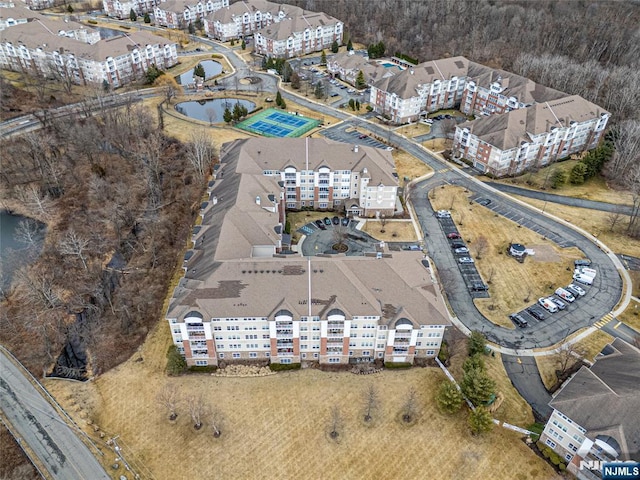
0 100 212 376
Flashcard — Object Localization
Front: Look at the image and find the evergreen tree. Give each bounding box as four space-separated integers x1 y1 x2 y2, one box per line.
166 345 186 376
551 170 566 188
467 330 486 357
461 364 496 406
145 64 163 84
188 22 196 34
144 12 151 23
320 50 327 65
291 72 301 89
223 107 233 124
314 81 323 99
468 407 493 435
463 354 485 372
129 8 137 21
436 381 464 414
194 63 205 79
280 97 286 109
331 40 339 53
348 98 355 110
66 4 73 13
570 162 587 184
355 99 360 110
347 39 353 51
102 79 110 92
355 70 366 89
275 91 283 107
241 39 246 50
232 102 242 121
230 38 235 46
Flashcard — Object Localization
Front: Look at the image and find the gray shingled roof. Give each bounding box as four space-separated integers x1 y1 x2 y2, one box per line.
549 338 640 461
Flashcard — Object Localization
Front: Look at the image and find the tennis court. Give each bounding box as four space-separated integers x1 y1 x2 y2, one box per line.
237 108 321 138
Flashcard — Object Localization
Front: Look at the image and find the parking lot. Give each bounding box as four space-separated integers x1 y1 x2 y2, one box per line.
297 216 383 256
468 193 576 248
435 212 490 299
321 123 392 150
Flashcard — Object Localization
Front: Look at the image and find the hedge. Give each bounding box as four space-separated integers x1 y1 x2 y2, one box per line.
269 362 301 372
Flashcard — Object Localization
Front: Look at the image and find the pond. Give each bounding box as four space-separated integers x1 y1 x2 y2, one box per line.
176 60 223 85
0 211 45 290
175 98 256 124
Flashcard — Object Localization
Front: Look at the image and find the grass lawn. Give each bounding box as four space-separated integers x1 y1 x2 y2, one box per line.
430 186 583 328
394 122 432 138
489 162 633 206
393 150 433 187
512 195 640 258
616 298 640 333
422 137 452 152
43 321 560 480
362 220 418 242
535 330 614 390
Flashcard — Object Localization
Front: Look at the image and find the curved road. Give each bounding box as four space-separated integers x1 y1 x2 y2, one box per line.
0 348 110 480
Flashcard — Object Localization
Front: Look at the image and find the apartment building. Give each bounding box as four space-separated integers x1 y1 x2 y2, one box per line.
167 137 449 367
370 56 469 124
252 137 398 216
326 51 401 87
540 339 639 479
153 0 228 29
203 0 293 41
0 23 178 88
0 4 30 30
453 95 610 176
103 0 157 18
253 10 343 59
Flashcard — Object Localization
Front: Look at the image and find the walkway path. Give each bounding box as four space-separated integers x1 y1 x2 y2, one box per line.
487 182 634 216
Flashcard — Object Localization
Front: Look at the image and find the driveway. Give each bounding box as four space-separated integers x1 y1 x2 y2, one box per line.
502 354 552 421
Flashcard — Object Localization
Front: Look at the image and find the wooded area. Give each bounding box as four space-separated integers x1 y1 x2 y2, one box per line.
0 101 210 375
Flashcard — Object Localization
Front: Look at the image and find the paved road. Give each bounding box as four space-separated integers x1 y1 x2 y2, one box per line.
487 182 634 216
502 354 552 421
0 349 110 480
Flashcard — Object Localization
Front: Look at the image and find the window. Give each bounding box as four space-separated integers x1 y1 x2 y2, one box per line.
232 353 241 358
249 352 257 358
362 351 370 356
218 353 224 358
545 439 556 448
565 454 573 462
328 358 340 363
195 360 208 366
281 358 292 364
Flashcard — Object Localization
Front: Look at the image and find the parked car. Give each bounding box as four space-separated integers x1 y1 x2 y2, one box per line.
447 232 461 239
509 313 529 328
567 284 586 297
573 273 593 285
341 217 349 227
454 247 470 254
574 267 597 278
550 297 567 310
527 307 546 321
450 241 465 248
402 245 422 251
555 287 575 303
358 134 367 139
471 282 489 292
332 216 340 225
574 259 592 267
315 219 326 230
323 217 332 226
538 297 559 313
436 210 451 218
424 119 434 125
458 257 474 264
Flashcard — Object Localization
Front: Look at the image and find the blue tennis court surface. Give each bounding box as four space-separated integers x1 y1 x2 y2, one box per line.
236 108 321 138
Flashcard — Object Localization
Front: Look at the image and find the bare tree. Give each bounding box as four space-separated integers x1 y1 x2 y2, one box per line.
556 342 587 379
209 409 223 438
605 208 625 233
363 384 379 422
401 387 418 423
14 219 44 250
59 229 90 271
186 394 208 430
206 107 216 126
487 266 496 284
474 235 489 260
332 226 348 251
156 383 181 421
185 129 217 181
328 405 342 439
378 213 387 233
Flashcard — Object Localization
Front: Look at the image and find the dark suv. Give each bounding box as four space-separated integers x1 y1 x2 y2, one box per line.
526 307 546 321
509 313 528 328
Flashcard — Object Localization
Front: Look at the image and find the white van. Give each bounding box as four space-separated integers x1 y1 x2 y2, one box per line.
555 288 576 303
573 273 593 286
538 297 558 313
574 267 597 277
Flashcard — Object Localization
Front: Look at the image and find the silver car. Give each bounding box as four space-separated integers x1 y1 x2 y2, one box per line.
454 247 469 254
458 257 474 264
550 297 567 310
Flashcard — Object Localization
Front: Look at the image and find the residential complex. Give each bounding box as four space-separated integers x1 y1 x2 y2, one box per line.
167 137 450 367
153 0 228 29
540 339 639 479
204 0 343 58
0 18 177 88
369 56 610 177
326 51 401 87
103 0 157 18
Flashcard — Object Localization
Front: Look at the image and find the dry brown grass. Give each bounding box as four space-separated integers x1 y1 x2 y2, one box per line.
512 196 640 258
393 150 433 187
490 161 633 206
44 320 559 480
430 186 582 328
616 299 640 333
362 220 418 242
395 122 432 138
422 137 452 152
535 330 614 390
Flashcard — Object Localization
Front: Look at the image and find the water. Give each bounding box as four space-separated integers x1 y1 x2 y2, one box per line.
0 211 45 289
175 98 256 123
176 60 223 85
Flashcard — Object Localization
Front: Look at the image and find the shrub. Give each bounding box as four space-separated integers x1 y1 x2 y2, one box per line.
166 345 187 376
188 365 217 373
268 362 301 371
384 362 412 369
